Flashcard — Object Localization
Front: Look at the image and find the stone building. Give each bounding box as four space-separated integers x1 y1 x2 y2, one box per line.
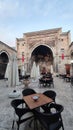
0 41 17 79
16 27 71 75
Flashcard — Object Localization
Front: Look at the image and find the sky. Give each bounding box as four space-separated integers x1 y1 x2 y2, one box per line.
0 0 73 47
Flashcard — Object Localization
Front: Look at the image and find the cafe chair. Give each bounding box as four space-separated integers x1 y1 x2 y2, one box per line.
11 99 33 130
39 78 45 87
41 90 56 111
22 88 37 127
22 88 36 108
43 90 56 102
39 77 54 88
33 103 64 130
49 78 54 88
22 88 36 96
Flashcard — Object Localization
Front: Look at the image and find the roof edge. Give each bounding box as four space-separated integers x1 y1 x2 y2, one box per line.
23 27 62 36
0 41 17 52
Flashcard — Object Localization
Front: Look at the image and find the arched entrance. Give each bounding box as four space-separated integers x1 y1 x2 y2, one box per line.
31 45 53 73
0 52 9 79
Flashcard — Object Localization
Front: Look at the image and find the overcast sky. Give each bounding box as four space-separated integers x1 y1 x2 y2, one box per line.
0 0 73 47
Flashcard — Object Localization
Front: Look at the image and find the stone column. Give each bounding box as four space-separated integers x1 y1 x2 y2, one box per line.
55 36 59 73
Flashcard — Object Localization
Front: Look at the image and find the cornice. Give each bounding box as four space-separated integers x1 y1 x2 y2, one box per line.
23 28 62 37
16 38 24 42
60 31 70 36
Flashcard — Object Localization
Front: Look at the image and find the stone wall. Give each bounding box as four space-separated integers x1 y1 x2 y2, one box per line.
0 41 16 59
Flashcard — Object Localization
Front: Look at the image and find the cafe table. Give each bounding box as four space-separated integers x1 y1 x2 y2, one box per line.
23 93 53 110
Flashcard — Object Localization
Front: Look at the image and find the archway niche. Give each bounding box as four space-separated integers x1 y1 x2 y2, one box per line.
0 52 9 79
31 45 53 74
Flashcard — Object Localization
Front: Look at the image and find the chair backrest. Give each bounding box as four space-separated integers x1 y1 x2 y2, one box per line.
11 99 33 130
11 99 29 118
11 99 24 108
43 90 56 101
33 103 64 130
22 88 36 96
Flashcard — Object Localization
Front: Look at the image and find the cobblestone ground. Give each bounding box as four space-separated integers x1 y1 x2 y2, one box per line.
0 76 73 130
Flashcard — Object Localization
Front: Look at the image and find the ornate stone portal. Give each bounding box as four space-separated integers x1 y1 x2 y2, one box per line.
16 28 71 74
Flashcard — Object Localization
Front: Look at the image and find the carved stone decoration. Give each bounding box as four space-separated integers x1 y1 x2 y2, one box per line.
46 40 55 47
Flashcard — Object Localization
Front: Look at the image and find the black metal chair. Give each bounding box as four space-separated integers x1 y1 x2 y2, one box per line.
45 78 54 88
22 88 37 128
39 75 54 88
11 99 33 130
39 78 45 87
22 88 36 96
49 78 54 87
41 90 56 111
33 103 64 130
43 90 56 102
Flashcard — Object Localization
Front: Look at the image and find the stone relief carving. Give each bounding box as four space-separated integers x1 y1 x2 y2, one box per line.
46 40 55 47
28 39 55 49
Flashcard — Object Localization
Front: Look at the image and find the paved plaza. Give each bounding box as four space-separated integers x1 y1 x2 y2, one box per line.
0 76 73 130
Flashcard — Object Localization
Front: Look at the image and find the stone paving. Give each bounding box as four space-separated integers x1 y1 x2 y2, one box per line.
0 76 73 130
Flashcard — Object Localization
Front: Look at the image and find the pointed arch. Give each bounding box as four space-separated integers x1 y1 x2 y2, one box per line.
29 44 54 74
0 50 9 79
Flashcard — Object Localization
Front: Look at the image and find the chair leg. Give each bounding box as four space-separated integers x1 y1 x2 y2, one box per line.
62 126 64 130
60 116 64 130
34 118 39 130
17 119 20 130
12 120 15 129
17 122 20 130
62 123 64 130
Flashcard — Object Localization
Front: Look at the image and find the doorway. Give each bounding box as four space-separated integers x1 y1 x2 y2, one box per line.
31 45 53 73
0 52 9 79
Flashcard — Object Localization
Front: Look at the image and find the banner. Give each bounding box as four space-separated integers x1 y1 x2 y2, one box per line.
62 53 64 60
22 55 24 62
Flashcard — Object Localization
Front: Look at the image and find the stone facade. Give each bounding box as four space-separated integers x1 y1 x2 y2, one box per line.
0 41 16 58
16 28 71 74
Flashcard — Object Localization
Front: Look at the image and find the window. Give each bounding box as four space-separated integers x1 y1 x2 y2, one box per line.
22 52 24 56
22 43 24 46
61 48 64 53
